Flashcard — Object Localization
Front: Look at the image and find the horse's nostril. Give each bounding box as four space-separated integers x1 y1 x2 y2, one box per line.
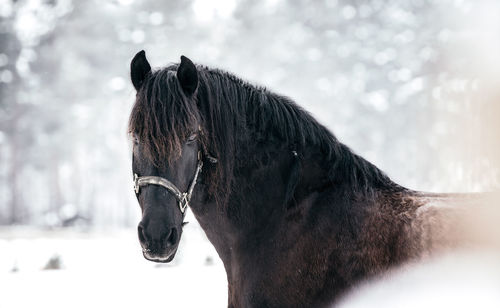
139 221 178 249
166 228 178 247
138 224 147 243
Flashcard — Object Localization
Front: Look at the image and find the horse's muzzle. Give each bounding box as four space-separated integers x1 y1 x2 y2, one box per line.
138 221 181 263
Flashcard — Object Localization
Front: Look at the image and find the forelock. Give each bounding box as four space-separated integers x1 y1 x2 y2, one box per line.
128 67 199 166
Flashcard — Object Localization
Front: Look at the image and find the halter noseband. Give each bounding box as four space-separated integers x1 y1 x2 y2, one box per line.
133 151 204 214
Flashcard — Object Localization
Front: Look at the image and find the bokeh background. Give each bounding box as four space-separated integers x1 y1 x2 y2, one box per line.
1 0 500 307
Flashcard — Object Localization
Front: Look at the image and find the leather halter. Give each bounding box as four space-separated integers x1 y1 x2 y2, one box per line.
133 151 204 214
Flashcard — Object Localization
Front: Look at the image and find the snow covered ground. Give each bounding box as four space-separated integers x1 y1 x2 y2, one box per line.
2 223 499 308
339 250 500 308
0 223 227 308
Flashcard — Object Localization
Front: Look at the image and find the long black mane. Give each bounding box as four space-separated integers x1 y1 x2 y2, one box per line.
129 64 396 207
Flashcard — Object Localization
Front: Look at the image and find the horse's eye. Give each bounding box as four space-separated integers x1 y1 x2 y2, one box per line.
187 133 197 143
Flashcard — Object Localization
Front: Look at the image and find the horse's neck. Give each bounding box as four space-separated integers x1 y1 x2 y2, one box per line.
194 143 406 259
191 142 472 307
192 144 319 266
190 147 445 306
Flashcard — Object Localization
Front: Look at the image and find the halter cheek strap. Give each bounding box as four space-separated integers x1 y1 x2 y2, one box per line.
133 151 204 214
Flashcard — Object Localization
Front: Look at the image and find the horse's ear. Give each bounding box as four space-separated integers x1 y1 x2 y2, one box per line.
130 50 151 91
177 55 198 96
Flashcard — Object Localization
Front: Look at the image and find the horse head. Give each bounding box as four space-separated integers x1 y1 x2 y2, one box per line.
129 51 201 262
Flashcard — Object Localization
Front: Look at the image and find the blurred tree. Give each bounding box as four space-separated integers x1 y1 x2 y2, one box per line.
0 0 498 228
0 2 22 224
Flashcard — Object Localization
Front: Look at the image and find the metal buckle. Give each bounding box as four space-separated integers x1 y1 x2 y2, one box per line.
179 192 188 213
134 174 140 194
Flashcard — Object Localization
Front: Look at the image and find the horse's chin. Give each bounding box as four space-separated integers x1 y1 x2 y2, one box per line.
142 250 177 263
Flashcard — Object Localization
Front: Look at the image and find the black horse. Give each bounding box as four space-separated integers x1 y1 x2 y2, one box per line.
128 51 474 307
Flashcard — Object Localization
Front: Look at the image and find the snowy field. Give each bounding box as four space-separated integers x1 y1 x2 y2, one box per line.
0 221 228 308
3 225 500 308
339 250 500 308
